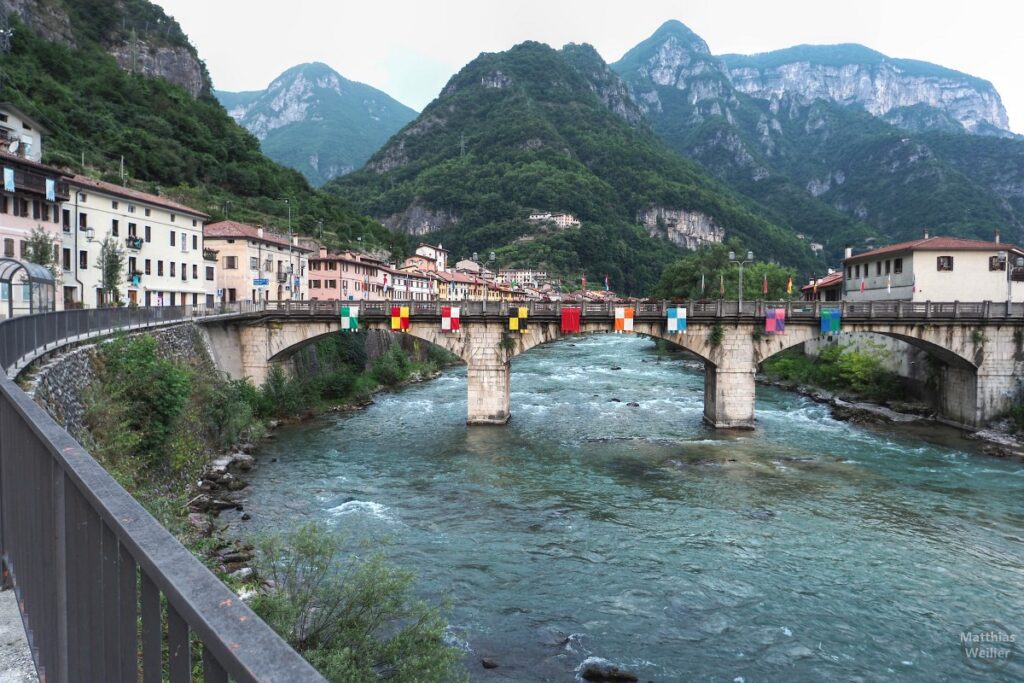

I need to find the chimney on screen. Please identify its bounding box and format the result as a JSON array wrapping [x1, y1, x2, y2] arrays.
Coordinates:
[[995, 229, 1001, 244], [924, 229, 929, 239], [319, 246, 327, 258], [257, 227, 264, 239], [844, 245, 853, 259], [292, 235, 298, 246]]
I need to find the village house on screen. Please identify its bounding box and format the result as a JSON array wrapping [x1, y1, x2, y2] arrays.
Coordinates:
[[842, 235, 1024, 302], [308, 248, 390, 302], [413, 243, 448, 272], [62, 175, 211, 308], [801, 270, 844, 302], [203, 221, 310, 304]]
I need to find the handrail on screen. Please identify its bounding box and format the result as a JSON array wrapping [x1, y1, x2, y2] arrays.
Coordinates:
[[0, 303, 326, 682]]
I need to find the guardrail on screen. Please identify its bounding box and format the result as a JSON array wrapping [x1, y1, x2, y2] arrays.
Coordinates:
[[256, 298, 1024, 321], [0, 304, 326, 682]]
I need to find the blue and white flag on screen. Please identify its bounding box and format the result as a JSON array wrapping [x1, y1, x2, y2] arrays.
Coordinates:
[[3, 168, 13, 192], [667, 306, 687, 333], [45, 178, 55, 202]]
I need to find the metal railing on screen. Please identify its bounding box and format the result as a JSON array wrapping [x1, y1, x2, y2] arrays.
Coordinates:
[[252, 298, 1024, 322], [0, 304, 326, 682]]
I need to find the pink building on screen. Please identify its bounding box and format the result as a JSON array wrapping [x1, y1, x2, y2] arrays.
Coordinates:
[[308, 248, 388, 301]]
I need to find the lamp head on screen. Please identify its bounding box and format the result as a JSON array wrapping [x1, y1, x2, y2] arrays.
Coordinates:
[[728, 251, 736, 261], [747, 250, 754, 261]]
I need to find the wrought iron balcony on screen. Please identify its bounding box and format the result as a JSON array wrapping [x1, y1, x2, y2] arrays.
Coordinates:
[[125, 236, 144, 250]]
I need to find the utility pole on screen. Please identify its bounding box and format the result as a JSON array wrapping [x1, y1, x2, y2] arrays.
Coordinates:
[[119, 156, 125, 185]]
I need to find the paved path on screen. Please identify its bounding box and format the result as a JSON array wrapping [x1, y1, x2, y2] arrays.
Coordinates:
[[0, 590, 35, 683]]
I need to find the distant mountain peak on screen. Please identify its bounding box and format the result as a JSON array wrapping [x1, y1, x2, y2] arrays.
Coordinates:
[[216, 64, 416, 185]]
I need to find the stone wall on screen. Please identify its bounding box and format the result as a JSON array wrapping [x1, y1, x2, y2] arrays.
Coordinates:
[[31, 323, 213, 442]]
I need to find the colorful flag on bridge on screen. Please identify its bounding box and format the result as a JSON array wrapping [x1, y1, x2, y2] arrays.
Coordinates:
[[391, 305, 410, 332], [765, 307, 786, 334], [786, 275, 793, 296], [509, 306, 528, 333], [666, 306, 687, 333], [561, 307, 581, 333], [614, 307, 634, 333], [820, 309, 841, 334], [340, 305, 359, 331], [762, 274, 769, 296], [441, 306, 460, 332]]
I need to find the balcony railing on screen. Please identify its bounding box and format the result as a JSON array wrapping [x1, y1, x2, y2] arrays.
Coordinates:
[[6, 167, 70, 201], [125, 236, 143, 250]]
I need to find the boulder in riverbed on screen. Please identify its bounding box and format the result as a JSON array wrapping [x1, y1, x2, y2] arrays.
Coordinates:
[[579, 658, 639, 682]]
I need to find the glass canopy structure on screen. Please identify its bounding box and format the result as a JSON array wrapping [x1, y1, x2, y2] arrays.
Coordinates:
[[0, 257, 55, 319]]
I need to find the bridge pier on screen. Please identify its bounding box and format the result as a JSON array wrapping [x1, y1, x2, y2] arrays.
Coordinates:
[[466, 359, 511, 425], [703, 364, 756, 429]]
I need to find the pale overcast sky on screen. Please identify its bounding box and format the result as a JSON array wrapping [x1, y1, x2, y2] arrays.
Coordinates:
[[158, 0, 1024, 132]]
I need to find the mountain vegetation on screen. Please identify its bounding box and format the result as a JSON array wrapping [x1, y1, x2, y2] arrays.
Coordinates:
[[613, 20, 1024, 255], [0, 11, 403, 254], [328, 41, 822, 293], [217, 62, 418, 186]]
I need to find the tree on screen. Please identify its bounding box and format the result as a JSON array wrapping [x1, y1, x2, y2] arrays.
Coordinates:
[[95, 235, 125, 305], [654, 240, 799, 300], [24, 226, 59, 276]]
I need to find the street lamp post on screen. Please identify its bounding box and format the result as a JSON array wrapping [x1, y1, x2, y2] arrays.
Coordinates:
[[998, 249, 1017, 305], [728, 250, 755, 309]]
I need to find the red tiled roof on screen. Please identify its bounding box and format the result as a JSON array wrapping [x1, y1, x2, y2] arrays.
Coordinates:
[[204, 220, 312, 251], [800, 271, 844, 292], [71, 174, 209, 218], [844, 236, 1022, 262]]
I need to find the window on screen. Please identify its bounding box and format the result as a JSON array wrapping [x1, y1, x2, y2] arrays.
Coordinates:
[[170, 213, 176, 223], [937, 255, 954, 271], [128, 204, 136, 213], [2, 239, 12, 257], [224, 255, 238, 269], [192, 264, 198, 279], [111, 219, 119, 236], [79, 212, 87, 229], [128, 257, 136, 273], [989, 255, 1007, 271], [327, 280, 337, 288], [128, 222, 137, 237], [170, 231, 176, 247], [158, 261, 164, 276], [62, 209, 70, 230], [145, 259, 151, 274], [875, 262, 882, 276], [79, 250, 87, 269], [77, 192, 87, 202], [205, 266, 214, 281], [884, 260, 891, 275], [894, 258, 903, 274], [0, 196, 6, 214], [192, 235, 197, 250], [170, 263, 176, 278], [19, 241, 27, 258], [62, 248, 71, 271], [144, 208, 150, 217], [144, 225, 151, 242], [249, 256, 259, 270], [181, 232, 188, 252], [111, 200, 118, 210], [192, 219, 197, 227], [845, 266, 851, 279], [311, 280, 321, 289], [854, 264, 860, 278], [0, 114, 7, 122]]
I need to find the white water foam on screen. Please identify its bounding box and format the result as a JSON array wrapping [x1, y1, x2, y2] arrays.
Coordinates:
[[328, 500, 394, 522]]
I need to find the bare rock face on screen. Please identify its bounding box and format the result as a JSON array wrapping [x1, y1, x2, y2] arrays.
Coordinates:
[[381, 200, 459, 236], [727, 61, 1010, 135], [109, 40, 208, 98], [636, 207, 724, 249], [3, 0, 76, 45]]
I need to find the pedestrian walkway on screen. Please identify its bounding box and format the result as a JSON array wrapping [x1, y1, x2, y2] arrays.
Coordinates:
[[0, 589, 35, 682]]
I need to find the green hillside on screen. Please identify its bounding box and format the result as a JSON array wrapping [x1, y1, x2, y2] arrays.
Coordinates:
[[0, 12, 400, 254], [328, 41, 821, 294]]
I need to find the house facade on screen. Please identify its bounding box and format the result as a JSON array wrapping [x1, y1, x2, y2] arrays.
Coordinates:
[[308, 248, 388, 301], [61, 176, 210, 307], [843, 236, 1024, 302], [203, 221, 310, 303]]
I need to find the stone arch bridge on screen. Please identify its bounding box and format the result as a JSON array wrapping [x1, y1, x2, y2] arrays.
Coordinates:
[[200, 299, 1024, 430]]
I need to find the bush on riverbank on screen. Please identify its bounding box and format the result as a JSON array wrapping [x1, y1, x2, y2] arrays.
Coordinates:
[[761, 343, 904, 402], [250, 523, 467, 683]]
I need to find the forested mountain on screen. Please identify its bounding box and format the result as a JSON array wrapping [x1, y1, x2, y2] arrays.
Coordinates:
[[217, 62, 418, 186], [0, 1, 399, 253], [613, 21, 1024, 251], [327, 41, 823, 294]]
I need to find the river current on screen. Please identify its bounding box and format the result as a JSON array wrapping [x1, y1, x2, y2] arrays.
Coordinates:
[[234, 334, 1023, 682]]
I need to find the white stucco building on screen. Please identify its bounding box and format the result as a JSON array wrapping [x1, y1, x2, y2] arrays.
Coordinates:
[[842, 236, 1024, 302]]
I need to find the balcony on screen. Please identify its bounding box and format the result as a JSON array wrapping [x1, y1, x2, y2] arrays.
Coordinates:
[[6, 167, 70, 201], [276, 271, 289, 283], [203, 248, 219, 262], [125, 236, 143, 250], [127, 271, 143, 286]]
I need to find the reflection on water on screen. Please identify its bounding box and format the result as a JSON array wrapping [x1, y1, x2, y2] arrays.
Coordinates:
[[235, 334, 1024, 682]]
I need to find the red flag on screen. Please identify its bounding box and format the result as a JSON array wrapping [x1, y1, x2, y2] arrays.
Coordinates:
[[762, 274, 768, 295], [860, 280, 865, 293]]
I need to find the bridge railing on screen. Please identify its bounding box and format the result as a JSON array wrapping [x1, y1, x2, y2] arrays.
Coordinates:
[[1, 301, 265, 376], [0, 304, 326, 682]]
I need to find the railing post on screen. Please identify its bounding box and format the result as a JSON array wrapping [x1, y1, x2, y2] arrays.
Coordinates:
[[954, 300, 960, 319], [897, 300, 903, 319], [869, 301, 875, 319], [984, 300, 991, 318], [926, 301, 932, 319]]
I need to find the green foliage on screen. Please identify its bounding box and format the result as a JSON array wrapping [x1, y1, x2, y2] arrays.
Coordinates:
[[24, 226, 59, 272], [95, 235, 126, 303], [762, 344, 903, 402], [372, 345, 411, 386], [653, 241, 798, 300], [971, 329, 989, 345], [260, 365, 315, 418], [2, 17, 401, 255], [708, 323, 724, 347], [90, 334, 190, 467], [329, 41, 821, 294], [250, 523, 466, 683]]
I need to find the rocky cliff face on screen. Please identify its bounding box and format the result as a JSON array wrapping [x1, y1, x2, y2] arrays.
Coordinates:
[[636, 207, 724, 249], [109, 40, 207, 98], [722, 46, 1010, 136]]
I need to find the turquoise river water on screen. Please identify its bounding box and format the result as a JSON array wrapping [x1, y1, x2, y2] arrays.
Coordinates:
[[234, 334, 1023, 682]]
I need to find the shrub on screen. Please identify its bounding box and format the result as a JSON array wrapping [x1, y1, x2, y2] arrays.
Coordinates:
[[372, 345, 410, 386], [250, 524, 467, 683]]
